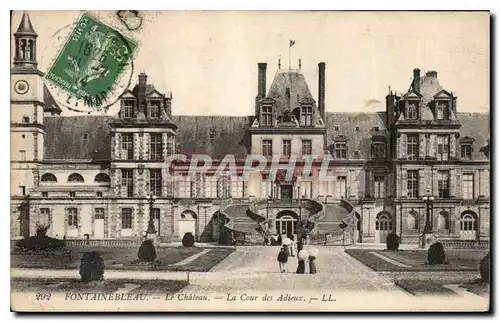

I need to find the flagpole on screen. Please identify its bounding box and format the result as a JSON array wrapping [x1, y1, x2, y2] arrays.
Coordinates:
[[289, 43, 291, 70]]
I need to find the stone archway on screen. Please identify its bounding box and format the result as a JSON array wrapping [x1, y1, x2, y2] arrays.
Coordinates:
[[275, 210, 299, 238], [179, 210, 197, 240]]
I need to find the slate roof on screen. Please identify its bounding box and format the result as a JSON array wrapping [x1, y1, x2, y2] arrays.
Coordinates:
[[44, 116, 112, 161], [15, 12, 37, 36], [267, 69, 314, 116], [43, 85, 62, 115], [325, 112, 387, 159], [44, 112, 490, 161], [43, 111, 489, 162], [456, 112, 490, 161], [171, 115, 252, 159]]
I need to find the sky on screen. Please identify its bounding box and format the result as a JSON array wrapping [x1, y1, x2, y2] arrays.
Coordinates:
[[11, 10, 490, 116]]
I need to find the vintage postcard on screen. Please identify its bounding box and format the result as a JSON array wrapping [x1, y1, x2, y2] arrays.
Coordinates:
[[10, 10, 490, 312]]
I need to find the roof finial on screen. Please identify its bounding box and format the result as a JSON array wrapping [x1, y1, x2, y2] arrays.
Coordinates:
[[278, 57, 281, 69], [299, 58, 302, 70]]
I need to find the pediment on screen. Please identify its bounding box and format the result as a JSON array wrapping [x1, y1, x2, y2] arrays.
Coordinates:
[[147, 89, 164, 98], [121, 90, 136, 98], [403, 90, 422, 99], [434, 89, 453, 98]]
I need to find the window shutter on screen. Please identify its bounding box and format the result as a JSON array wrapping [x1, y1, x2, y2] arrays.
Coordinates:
[[429, 135, 436, 158], [399, 134, 407, 159], [133, 133, 140, 160], [114, 133, 122, 160], [419, 134, 425, 159], [450, 135, 457, 159], [418, 169, 425, 197], [432, 169, 438, 197], [449, 169, 456, 198], [401, 171, 408, 198], [143, 133, 150, 160]]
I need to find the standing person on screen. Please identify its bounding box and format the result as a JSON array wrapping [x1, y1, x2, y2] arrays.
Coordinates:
[[309, 248, 318, 274], [289, 234, 296, 257], [297, 239, 304, 253], [277, 234, 282, 245], [277, 246, 289, 273], [296, 249, 309, 274]]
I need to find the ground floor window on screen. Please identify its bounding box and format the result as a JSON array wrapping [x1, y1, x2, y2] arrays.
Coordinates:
[[460, 212, 478, 240], [275, 215, 297, 236], [67, 208, 78, 228], [121, 208, 132, 229]]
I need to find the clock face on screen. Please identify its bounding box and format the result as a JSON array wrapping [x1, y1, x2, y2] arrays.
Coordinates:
[[14, 80, 29, 95]]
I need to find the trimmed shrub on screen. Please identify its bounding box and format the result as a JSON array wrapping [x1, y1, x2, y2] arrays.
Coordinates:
[[182, 232, 195, 247], [79, 252, 105, 282], [480, 252, 490, 282], [15, 235, 66, 252], [427, 242, 446, 265], [386, 233, 400, 251], [138, 239, 157, 262]]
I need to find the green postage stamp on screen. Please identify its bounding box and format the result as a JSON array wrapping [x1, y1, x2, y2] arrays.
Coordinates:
[[45, 12, 138, 111]]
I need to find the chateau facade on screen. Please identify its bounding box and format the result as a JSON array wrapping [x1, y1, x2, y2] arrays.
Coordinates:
[[11, 13, 490, 244]]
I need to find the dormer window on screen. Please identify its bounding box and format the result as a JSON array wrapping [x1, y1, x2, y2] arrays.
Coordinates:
[[461, 143, 472, 160], [459, 136, 475, 160], [371, 142, 386, 159], [406, 101, 418, 120], [300, 106, 312, 126], [261, 106, 273, 126], [123, 100, 134, 119], [436, 101, 450, 120], [150, 100, 161, 118], [334, 142, 347, 160]]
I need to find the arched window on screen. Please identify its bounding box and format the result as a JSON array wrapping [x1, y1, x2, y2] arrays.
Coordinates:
[[41, 173, 57, 183], [460, 211, 478, 240], [460, 213, 477, 231], [376, 213, 393, 231], [94, 173, 110, 183], [180, 210, 197, 220], [68, 173, 84, 183]]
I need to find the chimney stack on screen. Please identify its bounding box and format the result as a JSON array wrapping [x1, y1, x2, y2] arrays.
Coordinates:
[[412, 68, 421, 93], [318, 62, 326, 121], [138, 72, 148, 117], [257, 63, 267, 98]]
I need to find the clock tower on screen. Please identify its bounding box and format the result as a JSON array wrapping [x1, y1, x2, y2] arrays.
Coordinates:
[[11, 12, 45, 237]]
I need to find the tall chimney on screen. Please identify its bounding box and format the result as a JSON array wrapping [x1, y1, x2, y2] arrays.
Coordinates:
[[138, 72, 148, 117], [318, 62, 326, 121], [257, 63, 267, 98], [412, 68, 421, 94]]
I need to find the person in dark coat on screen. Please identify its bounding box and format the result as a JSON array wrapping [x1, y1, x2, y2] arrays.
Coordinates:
[[297, 240, 304, 253], [308, 248, 318, 274], [277, 246, 288, 273], [277, 234, 282, 245]]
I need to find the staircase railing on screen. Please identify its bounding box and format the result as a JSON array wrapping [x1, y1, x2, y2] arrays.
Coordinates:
[[248, 199, 272, 239]]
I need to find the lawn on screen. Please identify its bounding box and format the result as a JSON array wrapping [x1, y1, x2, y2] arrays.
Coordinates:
[[395, 278, 490, 298], [345, 248, 488, 272], [395, 279, 461, 296], [11, 246, 234, 272], [11, 277, 188, 294]]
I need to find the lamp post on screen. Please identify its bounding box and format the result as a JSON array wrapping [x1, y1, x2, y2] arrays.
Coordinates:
[[146, 195, 157, 243], [421, 189, 435, 248]]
